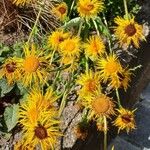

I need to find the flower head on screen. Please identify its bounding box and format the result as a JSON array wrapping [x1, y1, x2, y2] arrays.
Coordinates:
[[20, 44, 50, 87], [97, 53, 123, 82], [109, 69, 132, 91], [77, 0, 104, 20], [48, 30, 70, 50], [60, 36, 81, 57], [76, 70, 101, 98], [84, 35, 105, 60], [60, 55, 78, 72], [52, 2, 68, 21], [114, 108, 136, 133], [114, 16, 145, 48], [0, 57, 21, 85], [19, 88, 61, 150], [80, 92, 115, 121]]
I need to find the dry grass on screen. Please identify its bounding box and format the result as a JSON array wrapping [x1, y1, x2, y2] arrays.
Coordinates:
[[0, 0, 60, 34]]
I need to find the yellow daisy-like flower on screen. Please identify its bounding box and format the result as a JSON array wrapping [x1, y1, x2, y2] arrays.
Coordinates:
[[97, 53, 123, 82], [20, 44, 50, 87], [19, 87, 58, 125], [0, 57, 21, 85], [82, 93, 115, 120], [76, 70, 101, 98], [77, 0, 104, 19], [84, 35, 105, 60], [114, 16, 145, 48], [48, 30, 70, 50], [52, 2, 68, 21], [60, 55, 78, 72], [114, 108, 136, 133], [19, 88, 61, 150], [60, 36, 81, 57], [12, 0, 32, 6], [109, 69, 132, 91]]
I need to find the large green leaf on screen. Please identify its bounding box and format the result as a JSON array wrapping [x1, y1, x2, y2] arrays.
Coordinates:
[[4, 104, 19, 132], [0, 79, 14, 97], [62, 17, 82, 30]]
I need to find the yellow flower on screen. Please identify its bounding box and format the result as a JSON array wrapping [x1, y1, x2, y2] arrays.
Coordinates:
[[60, 55, 78, 72], [52, 2, 68, 21], [12, 0, 32, 6], [60, 36, 81, 57], [114, 16, 145, 48], [97, 53, 123, 82], [76, 70, 101, 98], [81, 93, 115, 120], [109, 69, 132, 91], [20, 44, 50, 87], [19, 87, 58, 126], [77, 0, 104, 19], [114, 108, 136, 133], [48, 30, 70, 50], [0, 57, 21, 85], [19, 88, 61, 150], [84, 35, 105, 60]]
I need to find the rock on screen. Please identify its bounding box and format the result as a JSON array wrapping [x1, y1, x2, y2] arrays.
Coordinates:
[[108, 136, 141, 150]]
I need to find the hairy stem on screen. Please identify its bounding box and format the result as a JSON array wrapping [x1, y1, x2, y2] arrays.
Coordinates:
[[77, 20, 83, 37], [104, 116, 107, 150], [92, 19, 100, 36], [116, 89, 122, 108], [123, 0, 129, 18]]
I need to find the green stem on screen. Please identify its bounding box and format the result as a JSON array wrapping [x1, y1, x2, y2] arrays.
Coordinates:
[[85, 56, 89, 73], [52, 69, 61, 89], [69, 0, 75, 17], [116, 89, 122, 108], [103, 116, 107, 150], [27, 7, 42, 43], [92, 19, 100, 36], [58, 90, 68, 117], [50, 49, 56, 65], [123, 0, 129, 18], [102, 13, 112, 53], [58, 73, 72, 117], [77, 20, 83, 37]]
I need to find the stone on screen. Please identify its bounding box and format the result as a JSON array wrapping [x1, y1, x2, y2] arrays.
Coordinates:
[[108, 136, 141, 150], [140, 82, 150, 101]]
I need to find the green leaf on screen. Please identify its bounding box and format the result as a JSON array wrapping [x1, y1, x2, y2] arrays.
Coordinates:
[[62, 17, 82, 30], [95, 17, 111, 38], [4, 104, 19, 132], [0, 45, 10, 56], [0, 79, 14, 97]]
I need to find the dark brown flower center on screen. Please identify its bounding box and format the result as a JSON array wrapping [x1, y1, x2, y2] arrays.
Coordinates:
[[125, 24, 136, 36], [121, 114, 132, 124], [34, 125, 48, 139], [59, 37, 64, 42], [58, 7, 66, 14], [86, 4, 94, 11], [6, 62, 16, 73]]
